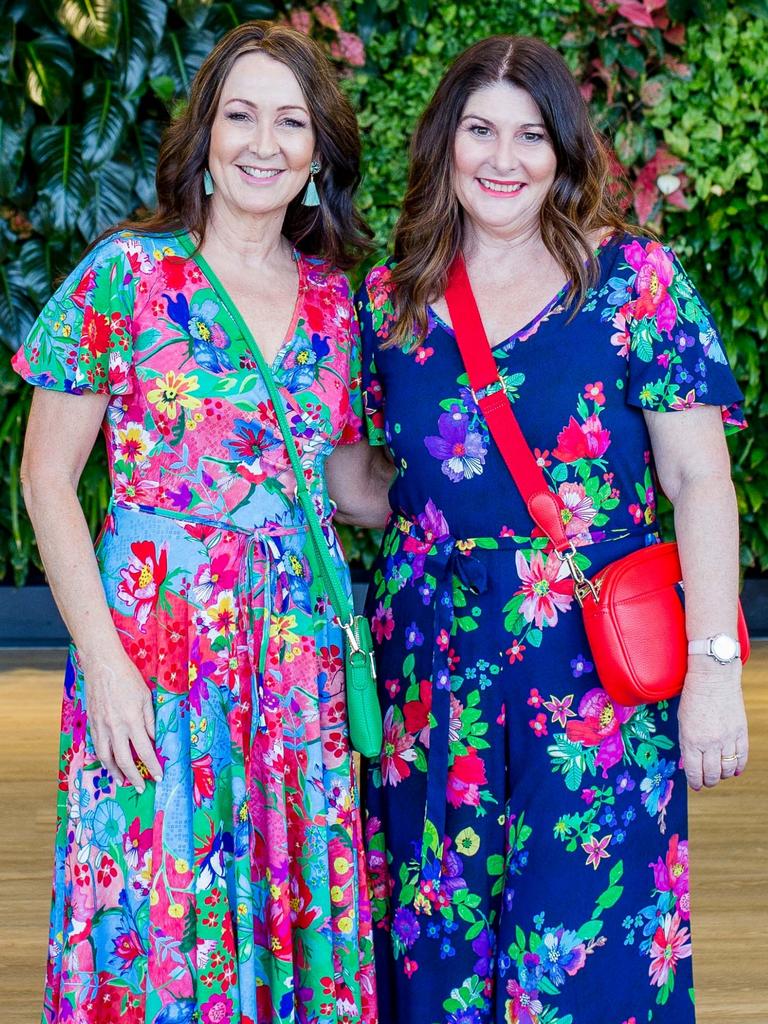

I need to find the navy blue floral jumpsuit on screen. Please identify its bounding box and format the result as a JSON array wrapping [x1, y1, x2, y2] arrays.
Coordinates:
[[356, 234, 745, 1024]]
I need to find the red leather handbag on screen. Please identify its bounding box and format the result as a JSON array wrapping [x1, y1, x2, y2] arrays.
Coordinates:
[[445, 256, 750, 706]]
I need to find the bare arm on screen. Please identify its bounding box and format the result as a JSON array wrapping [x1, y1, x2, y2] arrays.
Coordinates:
[[21, 388, 162, 790], [325, 440, 394, 529], [645, 404, 747, 790]]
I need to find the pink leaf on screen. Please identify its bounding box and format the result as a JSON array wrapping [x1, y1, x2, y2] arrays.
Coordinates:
[[664, 24, 686, 45], [618, 1, 656, 26], [666, 189, 689, 210], [314, 3, 341, 31], [634, 182, 659, 225]]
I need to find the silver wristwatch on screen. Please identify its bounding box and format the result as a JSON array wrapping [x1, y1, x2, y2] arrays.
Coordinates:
[[687, 633, 740, 665]]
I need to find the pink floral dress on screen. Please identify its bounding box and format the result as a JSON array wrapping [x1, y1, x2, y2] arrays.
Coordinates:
[[13, 230, 378, 1024]]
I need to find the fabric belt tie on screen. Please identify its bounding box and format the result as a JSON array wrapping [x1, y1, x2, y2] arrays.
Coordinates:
[[108, 498, 332, 749], [417, 535, 489, 890]]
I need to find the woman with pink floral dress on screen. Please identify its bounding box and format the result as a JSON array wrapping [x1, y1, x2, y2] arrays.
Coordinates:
[[14, 22, 387, 1024]]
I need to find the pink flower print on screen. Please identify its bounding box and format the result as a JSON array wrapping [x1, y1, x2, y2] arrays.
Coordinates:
[[371, 602, 395, 643], [506, 638, 526, 663], [201, 994, 234, 1024], [414, 345, 434, 364], [558, 482, 597, 540], [610, 311, 631, 358], [446, 747, 487, 808], [566, 687, 635, 777], [505, 979, 543, 1024], [649, 912, 692, 987], [515, 549, 574, 629], [584, 381, 605, 405], [529, 712, 548, 737], [542, 692, 577, 728], [651, 833, 690, 917], [533, 447, 552, 468], [381, 707, 417, 786], [624, 240, 678, 336], [582, 833, 612, 869], [527, 688, 543, 707], [552, 414, 611, 463]]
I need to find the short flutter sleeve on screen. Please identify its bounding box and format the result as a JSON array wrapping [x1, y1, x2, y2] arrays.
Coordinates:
[[621, 238, 745, 433], [12, 234, 137, 396], [337, 274, 366, 445], [355, 263, 396, 447]]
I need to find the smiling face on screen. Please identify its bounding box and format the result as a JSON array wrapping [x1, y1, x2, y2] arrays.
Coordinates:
[[453, 81, 557, 240], [207, 51, 316, 221]]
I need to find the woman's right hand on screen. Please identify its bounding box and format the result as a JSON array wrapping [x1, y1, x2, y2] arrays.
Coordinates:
[[81, 649, 163, 793]]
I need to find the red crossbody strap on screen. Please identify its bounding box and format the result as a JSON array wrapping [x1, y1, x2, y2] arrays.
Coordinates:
[[445, 255, 571, 551]]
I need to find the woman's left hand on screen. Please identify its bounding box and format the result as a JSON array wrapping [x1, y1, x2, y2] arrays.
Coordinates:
[[678, 659, 748, 790]]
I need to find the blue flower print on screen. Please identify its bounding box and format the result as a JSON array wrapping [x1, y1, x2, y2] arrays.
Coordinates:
[[164, 292, 233, 373], [280, 332, 331, 393], [570, 653, 593, 677], [639, 758, 676, 816], [393, 907, 421, 949], [405, 622, 424, 649], [538, 927, 587, 986], [616, 770, 636, 795], [439, 937, 456, 959], [424, 405, 487, 483]]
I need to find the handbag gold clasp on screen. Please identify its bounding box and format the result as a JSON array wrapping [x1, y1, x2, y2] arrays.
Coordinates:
[[556, 543, 603, 608]]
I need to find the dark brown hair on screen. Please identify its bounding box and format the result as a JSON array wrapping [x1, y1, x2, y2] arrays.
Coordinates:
[[116, 21, 372, 268], [388, 35, 632, 346]]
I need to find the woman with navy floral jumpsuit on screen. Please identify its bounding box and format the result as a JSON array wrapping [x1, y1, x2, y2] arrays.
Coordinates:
[[356, 36, 749, 1024]]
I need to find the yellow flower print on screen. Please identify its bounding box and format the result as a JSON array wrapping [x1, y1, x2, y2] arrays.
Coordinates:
[[147, 370, 202, 420], [269, 614, 299, 646], [206, 592, 236, 638], [116, 424, 152, 464], [455, 827, 481, 856]]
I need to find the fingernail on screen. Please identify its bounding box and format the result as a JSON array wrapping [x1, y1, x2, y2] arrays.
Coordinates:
[[154, 774, 163, 782], [137, 784, 145, 794]]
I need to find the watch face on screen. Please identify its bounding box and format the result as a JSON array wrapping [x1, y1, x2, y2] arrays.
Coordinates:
[[711, 634, 738, 662]]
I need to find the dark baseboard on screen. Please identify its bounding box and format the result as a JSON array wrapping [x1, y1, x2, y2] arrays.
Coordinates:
[[2, 580, 767, 647]]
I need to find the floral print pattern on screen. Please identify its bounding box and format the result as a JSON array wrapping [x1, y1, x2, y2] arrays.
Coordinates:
[[356, 234, 744, 1024], [13, 231, 377, 1024]]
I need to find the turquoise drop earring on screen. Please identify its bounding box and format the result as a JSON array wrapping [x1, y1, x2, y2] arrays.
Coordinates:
[[203, 169, 215, 196], [302, 160, 321, 207]]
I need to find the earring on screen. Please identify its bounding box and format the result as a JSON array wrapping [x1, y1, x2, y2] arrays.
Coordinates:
[[203, 169, 215, 196], [302, 160, 321, 207]]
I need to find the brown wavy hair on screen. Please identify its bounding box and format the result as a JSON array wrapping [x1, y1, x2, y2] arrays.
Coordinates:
[[388, 35, 632, 347], [114, 21, 372, 269]]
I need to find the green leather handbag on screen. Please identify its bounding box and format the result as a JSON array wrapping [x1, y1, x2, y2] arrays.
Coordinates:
[[186, 241, 383, 758]]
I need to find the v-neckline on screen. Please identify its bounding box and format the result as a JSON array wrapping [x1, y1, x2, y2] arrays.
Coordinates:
[[428, 233, 615, 353], [177, 231, 307, 372]]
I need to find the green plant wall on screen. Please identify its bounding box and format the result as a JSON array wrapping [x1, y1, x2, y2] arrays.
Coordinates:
[[1, 0, 766, 582]]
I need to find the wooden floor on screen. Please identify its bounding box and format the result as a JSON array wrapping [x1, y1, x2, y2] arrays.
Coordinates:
[[1, 647, 766, 1023]]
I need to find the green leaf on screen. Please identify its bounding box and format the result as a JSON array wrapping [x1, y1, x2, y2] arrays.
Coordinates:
[[597, 884, 623, 909], [0, 17, 16, 84], [82, 79, 129, 168], [21, 33, 74, 121], [148, 27, 216, 96], [30, 124, 90, 234], [176, 0, 215, 29], [57, 0, 120, 56], [0, 101, 34, 195], [486, 853, 504, 876], [576, 918, 603, 941], [18, 238, 53, 306], [402, 653, 415, 678], [77, 157, 137, 238], [0, 261, 38, 351], [609, 860, 624, 886], [117, 0, 168, 95], [527, 628, 543, 648]]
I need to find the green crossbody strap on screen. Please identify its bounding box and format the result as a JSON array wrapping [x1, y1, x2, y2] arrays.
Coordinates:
[[177, 235, 355, 638]]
